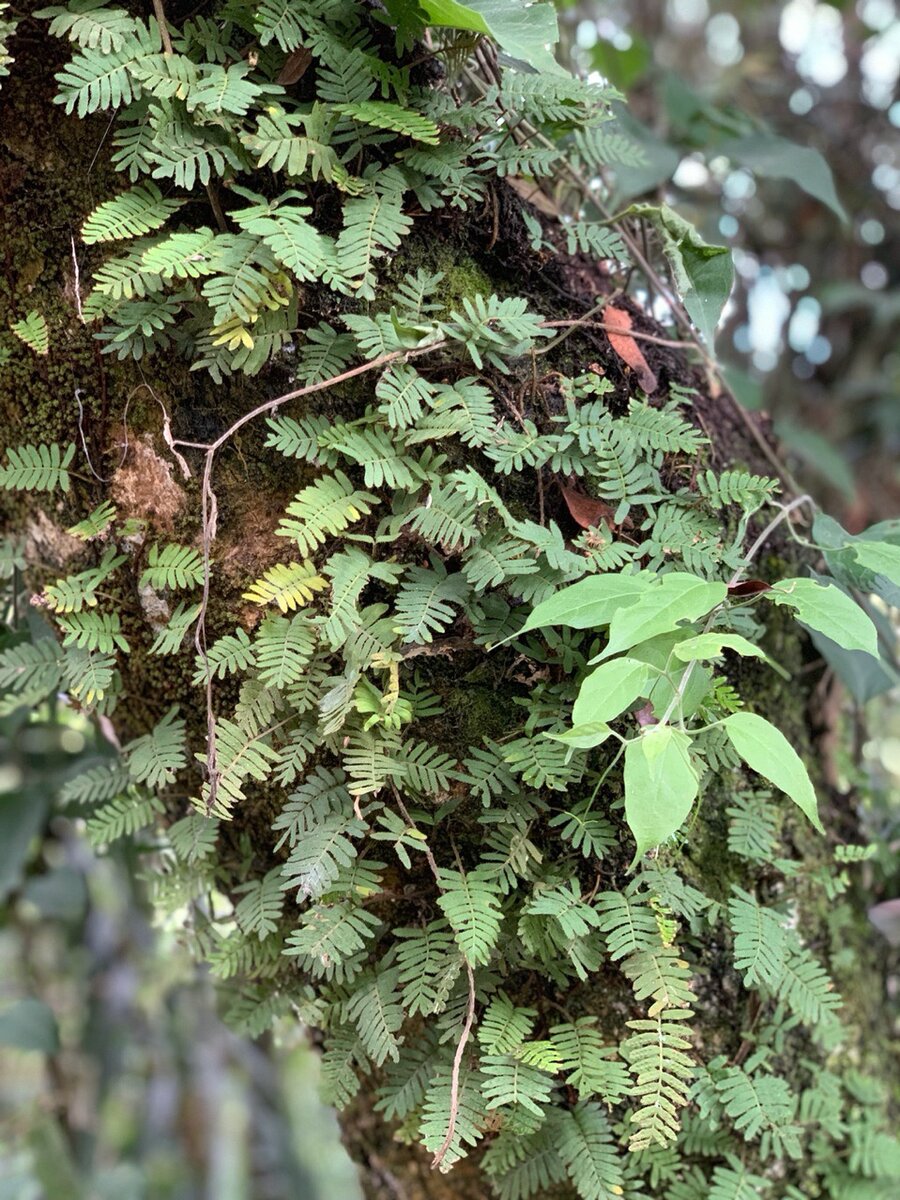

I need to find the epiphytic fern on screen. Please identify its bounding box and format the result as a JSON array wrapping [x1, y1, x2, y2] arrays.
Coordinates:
[[0, 442, 73, 491]]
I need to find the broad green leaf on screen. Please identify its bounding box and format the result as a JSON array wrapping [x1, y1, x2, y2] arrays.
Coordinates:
[[722, 712, 822, 833], [522, 572, 651, 633], [768, 578, 878, 658], [624, 203, 733, 345], [717, 134, 847, 223], [629, 630, 711, 720], [673, 632, 777, 668], [623, 726, 698, 868], [594, 573, 726, 661], [813, 514, 900, 607], [0, 998, 59, 1053], [807, 624, 897, 705], [572, 658, 652, 725], [849, 541, 900, 587], [546, 722, 611, 749], [415, 0, 563, 74], [802, 570, 896, 703]]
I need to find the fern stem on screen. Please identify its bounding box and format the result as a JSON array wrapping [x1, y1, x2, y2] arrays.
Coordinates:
[[430, 960, 476, 1171], [151, 0, 174, 55]]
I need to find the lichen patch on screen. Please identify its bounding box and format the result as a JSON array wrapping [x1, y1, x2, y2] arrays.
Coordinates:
[[110, 433, 186, 531]]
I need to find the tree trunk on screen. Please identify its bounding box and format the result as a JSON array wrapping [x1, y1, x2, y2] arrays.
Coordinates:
[[3, 16, 899, 1200]]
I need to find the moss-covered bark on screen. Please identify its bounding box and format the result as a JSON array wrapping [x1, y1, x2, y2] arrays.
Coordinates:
[[3, 23, 899, 1200]]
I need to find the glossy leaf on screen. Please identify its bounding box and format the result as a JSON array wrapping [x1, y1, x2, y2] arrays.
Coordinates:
[[625, 203, 733, 345], [723, 711, 822, 833], [768, 578, 879, 658], [595, 573, 726, 661], [415, 0, 563, 74], [522, 572, 651, 633], [572, 657, 653, 725], [623, 726, 699, 868]]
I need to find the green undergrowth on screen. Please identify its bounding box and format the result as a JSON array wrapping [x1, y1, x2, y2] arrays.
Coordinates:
[[1, 3, 899, 1199]]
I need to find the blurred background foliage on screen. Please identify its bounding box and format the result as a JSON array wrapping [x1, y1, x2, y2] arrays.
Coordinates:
[[559, 0, 900, 523], [1, 1, 899, 1197]]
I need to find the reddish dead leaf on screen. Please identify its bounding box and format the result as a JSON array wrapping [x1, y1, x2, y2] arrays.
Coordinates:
[[728, 579, 771, 598], [603, 305, 658, 395], [277, 47, 313, 84], [560, 484, 616, 530]]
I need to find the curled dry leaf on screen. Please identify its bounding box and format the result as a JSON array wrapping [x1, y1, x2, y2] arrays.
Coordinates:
[[560, 483, 617, 530], [728, 579, 771, 598], [603, 305, 658, 394], [277, 47, 313, 85]]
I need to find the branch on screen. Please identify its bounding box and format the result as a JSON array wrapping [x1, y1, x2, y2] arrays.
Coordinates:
[[431, 961, 476, 1171], [151, 0, 174, 56]]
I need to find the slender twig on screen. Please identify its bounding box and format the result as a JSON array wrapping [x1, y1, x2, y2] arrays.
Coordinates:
[[70, 236, 84, 323], [431, 960, 476, 1171], [390, 782, 439, 880], [151, 0, 175, 55], [540, 315, 696, 354], [205, 182, 229, 232], [172, 341, 446, 454]]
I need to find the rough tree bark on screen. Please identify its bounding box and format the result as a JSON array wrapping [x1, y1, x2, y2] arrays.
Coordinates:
[[2, 20, 898, 1200]]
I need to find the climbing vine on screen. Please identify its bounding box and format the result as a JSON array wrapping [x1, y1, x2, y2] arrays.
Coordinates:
[[2, 2, 900, 1198]]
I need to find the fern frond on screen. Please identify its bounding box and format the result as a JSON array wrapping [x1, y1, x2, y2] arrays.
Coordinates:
[[125, 706, 187, 789], [343, 967, 404, 1066], [149, 600, 201, 655], [395, 922, 459, 1017], [436, 867, 503, 966], [140, 542, 204, 591], [57, 609, 130, 654], [0, 442, 74, 492], [82, 183, 184, 244], [376, 364, 435, 431], [44, 548, 124, 613], [419, 1063, 486, 1171], [0, 639, 66, 710], [728, 888, 788, 989], [697, 469, 779, 511], [234, 201, 338, 287], [337, 181, 413, 299], [193, 627, 255, 685], [37, 3, 140, 53], [550, 1019, 630, 1103], [548, 801, 616, 860], [54, 40, 140, 117], [554, 1101, 624, 1200], [481, 1054, 554, 1117], [254, 612, 317, 687], [200, 718, 281, 818], [322, 420, 419, 489], [86, 792, 165, 848], [337, 100, 439, 144], [67, 500, 117, 540], [622, 1009, 696, 1150], [277, 472, 379, 556], [443, 295, 547, 372], [393, 560, 467, 644], [284, 901, 381, 979], [234, 868, 284, 939], [10, 310, 50, 355], [242, 560, 327, 612]]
